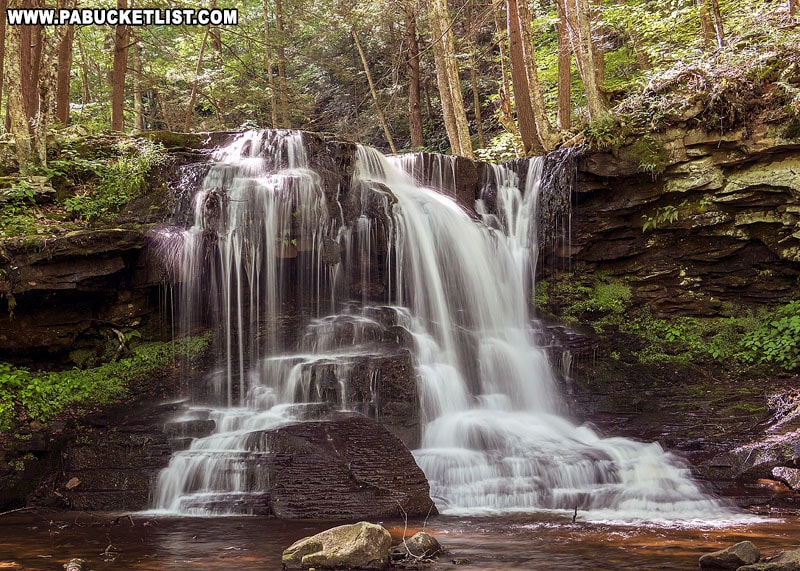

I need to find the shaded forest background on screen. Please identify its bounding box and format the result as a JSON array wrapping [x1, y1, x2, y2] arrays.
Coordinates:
[[1, 0, 798, 175]]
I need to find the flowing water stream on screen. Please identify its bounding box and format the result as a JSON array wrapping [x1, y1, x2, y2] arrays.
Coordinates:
[[151, 130, 738, 522]]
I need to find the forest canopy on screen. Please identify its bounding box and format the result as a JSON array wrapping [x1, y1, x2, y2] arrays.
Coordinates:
[[0, 0, 798, 172]]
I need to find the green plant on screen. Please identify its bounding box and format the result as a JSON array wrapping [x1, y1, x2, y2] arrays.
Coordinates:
[[0, 332, 211, 432], [642, 204, 680, 232], [63, 139, 166, 223], [0, 181, 38, 236], [740, 301, 800, 370], [585, 114, 626, 152]]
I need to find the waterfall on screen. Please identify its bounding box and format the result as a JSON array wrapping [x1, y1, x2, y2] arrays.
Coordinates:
[[152, 131, 732, 521]]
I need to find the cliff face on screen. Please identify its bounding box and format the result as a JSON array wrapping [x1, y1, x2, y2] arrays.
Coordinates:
[[568, 121, 800, 315]]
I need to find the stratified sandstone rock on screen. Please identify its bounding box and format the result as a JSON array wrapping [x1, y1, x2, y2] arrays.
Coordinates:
[[771, 466, 800, 491], [267, 412, 436, 519], [282, 521, 391, 570]]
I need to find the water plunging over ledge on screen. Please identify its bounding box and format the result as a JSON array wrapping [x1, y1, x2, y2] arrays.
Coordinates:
[[152, 130, 736, 522]]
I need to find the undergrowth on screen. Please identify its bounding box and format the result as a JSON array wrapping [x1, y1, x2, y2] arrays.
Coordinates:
[[0, 333, 211, 432]]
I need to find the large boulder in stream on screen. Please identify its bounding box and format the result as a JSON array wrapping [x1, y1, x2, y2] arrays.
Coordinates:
[[282, 521, 392, 570], [699, 541, 760, 569], [265, 411, 437, 519]]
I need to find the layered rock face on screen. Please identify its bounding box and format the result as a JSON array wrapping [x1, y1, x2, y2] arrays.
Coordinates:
[[572, 123, 800, 315]]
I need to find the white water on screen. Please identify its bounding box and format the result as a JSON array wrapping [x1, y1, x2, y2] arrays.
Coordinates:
[[154, 130, 735, 521]]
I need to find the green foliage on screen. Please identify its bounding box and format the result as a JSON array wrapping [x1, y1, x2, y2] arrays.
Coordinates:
[[741, 301, 800, 369], [642, 204, 680, 232], [0, 333, 211, 432], [624, 135, 669, 175], [585, 114, 627, 152], [63, 139, 166, 223], [0, 181, 38, 236], [474, 132, 522, 162]]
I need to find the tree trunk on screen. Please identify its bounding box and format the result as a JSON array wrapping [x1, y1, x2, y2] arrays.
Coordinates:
[[185, 27, 210, 132], [697, 0, 714, 49], [28, 0, 43, 120], [790, 0, 797, 19], [111, 0, 129, 131], [275, 0, 290, 127], [466, 0, 485, 149], [556, 0, 571, 130], [4, 12, 33, 174], [55, 23, 73, 126], [0, 0, 7, 130], [493, 2, 520, 143], [563, 0, 607, 119], [516, 0, 556, 148], [506, 0, 543, 154], [709, 0, 725, 47], [403, 1, 424, 149], [132, 35, 143, 131], [352, 29, 397, 154], [262, 0, 278, 128], [427, 0, 472, 158]]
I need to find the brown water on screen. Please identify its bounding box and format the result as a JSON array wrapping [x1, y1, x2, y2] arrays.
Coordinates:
[[2, 510, 799, 570]]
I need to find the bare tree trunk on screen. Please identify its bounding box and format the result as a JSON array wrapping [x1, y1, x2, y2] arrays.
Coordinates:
[[493, 2, 520, 142], [55, 23, 73, 126], [427, 0, 472, 158], [516, 0, 556, 148], [563, 0, 607, 119], [353, 29, 397, 154], [28, 0, 43, 120], [709, 0, 725, 47], [185, 27, 210, 132], [262, 0, 278, 128], [403, 0, 424, 149], [507, 0, 543, 154], [697, 0, 714, 48], [111, 0, 129, 131], [0, 0, 6, 132], [466, 0, 485, 148], [275, 0, 290, 127], [132, 35, 143, 131], [4, 11, 33, 174], [556, 0, 571, 131], [790, 0, 797, 19]]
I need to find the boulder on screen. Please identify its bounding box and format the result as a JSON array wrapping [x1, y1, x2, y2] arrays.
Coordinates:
[[282, 521, 391, 570], [772, 467, 800, 491], [266, 412, 437, 519], [738, 549, 800, 571], [699, 541, 760, 569], [393, 531, 443, 560]]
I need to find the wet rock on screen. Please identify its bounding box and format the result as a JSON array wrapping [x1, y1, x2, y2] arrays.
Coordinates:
[[771, 467, 800, 491], [0, 562, 24, 570], [699, 541, 760, 569], [393, 531, 443, 560], [738, 549, 800, 571], [282, 521, 391, 570], [266, 412, 436, 519], [707, 430, 800, 480]]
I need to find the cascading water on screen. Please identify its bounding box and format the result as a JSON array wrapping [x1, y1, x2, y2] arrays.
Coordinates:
[[153, 130, 733, 521]]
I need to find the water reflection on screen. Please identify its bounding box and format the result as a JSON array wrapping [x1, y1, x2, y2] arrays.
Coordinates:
[[1, 511, 797, 570]]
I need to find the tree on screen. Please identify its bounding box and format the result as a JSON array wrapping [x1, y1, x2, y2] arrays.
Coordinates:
[[275, 0, 290, 127], [403, 0, 424, 149], [352, 29, 397, 153], [426, 0, 473, 158], [556, 0, 571, 130], [55, 23, 73, 126], [111, 0, 129, 131], [5, 0, 73, 173], [507, 0, 543, 154], [562, 0, 608, 119]]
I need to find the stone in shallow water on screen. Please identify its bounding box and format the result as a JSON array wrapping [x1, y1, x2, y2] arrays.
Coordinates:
[[738, 549, 800, 571], [282, 521, 391, 570], [699, 540, 760, 570], [392, 531, 443, 560]]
